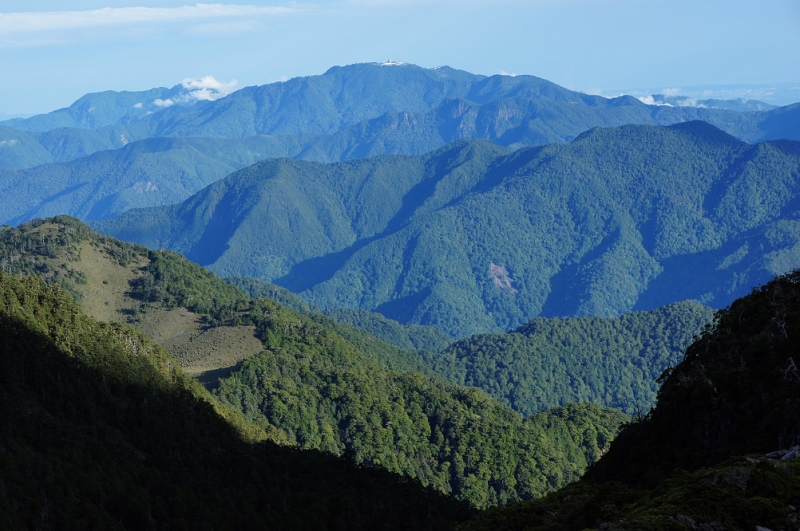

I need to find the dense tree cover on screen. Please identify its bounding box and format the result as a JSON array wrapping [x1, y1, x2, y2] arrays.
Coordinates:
[[212, 302, 627, 507], [587, 270, 800, 486], [465, 458, 800, 531], [0, 84, 198, 132], [123, 250, 631, 507], [421, 301, 713, 415], [323, 307, 454, 352], [3, 64, 797, 228], [96, 124, 800, 337], [0, 272, 474, 529], [1, 217, 629, 509], [10, 62, 793, 143], [229, 275, 453, 352], [463, 271, 800, 530], [0, 135, 316, 225]]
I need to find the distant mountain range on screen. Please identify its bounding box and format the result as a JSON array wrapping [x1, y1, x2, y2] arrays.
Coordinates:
[[0, 80, 229, 132], [93, 122, 800, 337], [3, 63, 799, 529], [1, 62, 797, 168]]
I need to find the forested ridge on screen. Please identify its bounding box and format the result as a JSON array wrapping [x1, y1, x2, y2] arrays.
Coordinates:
[[2, 63, 798, 229], [0, 216, 628, 508], [3, 225, 798, 529], [1, 60, 799, 530], [423, 301, 714, 415], [0, 272, 475, 529], [464, 271, 800, 531], [95, 122, 800, 337]]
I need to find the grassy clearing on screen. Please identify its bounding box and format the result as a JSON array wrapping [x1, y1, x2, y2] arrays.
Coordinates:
[[73, 240, 147, 322], [11, 226, 266, 381], [136, 307, 263, 377]]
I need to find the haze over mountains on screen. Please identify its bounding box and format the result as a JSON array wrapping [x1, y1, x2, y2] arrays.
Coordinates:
[[0, 63, 800, 174], [2, 62, 798, 230], [3, 62, 800, 339], [2, 60, 800, 529], [94, 122, 800, 337]]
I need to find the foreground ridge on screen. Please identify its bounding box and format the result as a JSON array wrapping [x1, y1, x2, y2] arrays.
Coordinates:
[[464, 271, 800, 530]]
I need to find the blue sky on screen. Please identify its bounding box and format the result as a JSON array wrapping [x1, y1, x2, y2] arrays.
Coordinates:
[[1, 0, 799, 115]]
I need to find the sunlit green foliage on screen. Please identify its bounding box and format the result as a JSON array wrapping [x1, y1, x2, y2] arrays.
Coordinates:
[[464, 270, 800, 530], [0, 272, 475, 529], [1, 217, 629, 509], [422, 301, 714, 415], [96, 124, 800, 337], [229, 275, 454, 352]]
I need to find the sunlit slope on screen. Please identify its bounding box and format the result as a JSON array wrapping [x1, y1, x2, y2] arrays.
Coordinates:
[[1, 216, 628, 508], [0, 272, 476, 530], [423, 301, 714, 415], [96, 123, 800, 337]]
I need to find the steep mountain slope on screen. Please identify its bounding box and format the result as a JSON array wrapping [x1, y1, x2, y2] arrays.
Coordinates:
[[0, 84, 201, 132], [0, 217, 628, 508], [0, 124, 155, 169], [96, 123, 800, 337], [422, 301, 714, 416], [0, 135, 315, 224], [0, 272, 473, 530], [130, 63, 800, 143], [587, 270, 800, 485], [227, 276, 710, 418], [229, 275, 454, 353], [464, 271, 800, 531], [4, 64, 796, 170]]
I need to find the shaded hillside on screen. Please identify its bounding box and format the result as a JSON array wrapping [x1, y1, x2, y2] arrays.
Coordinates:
[[463, 271, 800, 531], [0, 272, 473, 530], [587, 270, 800, 486], [423, 302, 714, 416], [96, 124, 800, 337], [0, 217, 628, 508]]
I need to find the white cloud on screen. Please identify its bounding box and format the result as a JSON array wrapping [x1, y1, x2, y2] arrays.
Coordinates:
[[0, 139, 20, 147], [133, 102, 143, 109], [676, 97, 705, 108], [0, 4, 295, 34], [499, 70, 517, 77], [181, 76, 238, 101], [662, 87, 681, 97], [637, 95, 672, 106], [153, 98, 175, 107]]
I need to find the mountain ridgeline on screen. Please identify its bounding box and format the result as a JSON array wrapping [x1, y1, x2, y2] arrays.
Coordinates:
[[0, 217, 628, 509], [2, 63, 798, 228], [465, 271, 800, 531], [4, 63, 797, 142], [423, 301, 714, 416], [95, 122, 800, 337], [0, 272, 476, 530]]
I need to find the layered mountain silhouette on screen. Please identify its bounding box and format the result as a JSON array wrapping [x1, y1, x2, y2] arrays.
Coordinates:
[[464, 270, 800, 531], [2, 63, 797, 168], [94, 122, 800, 337]]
